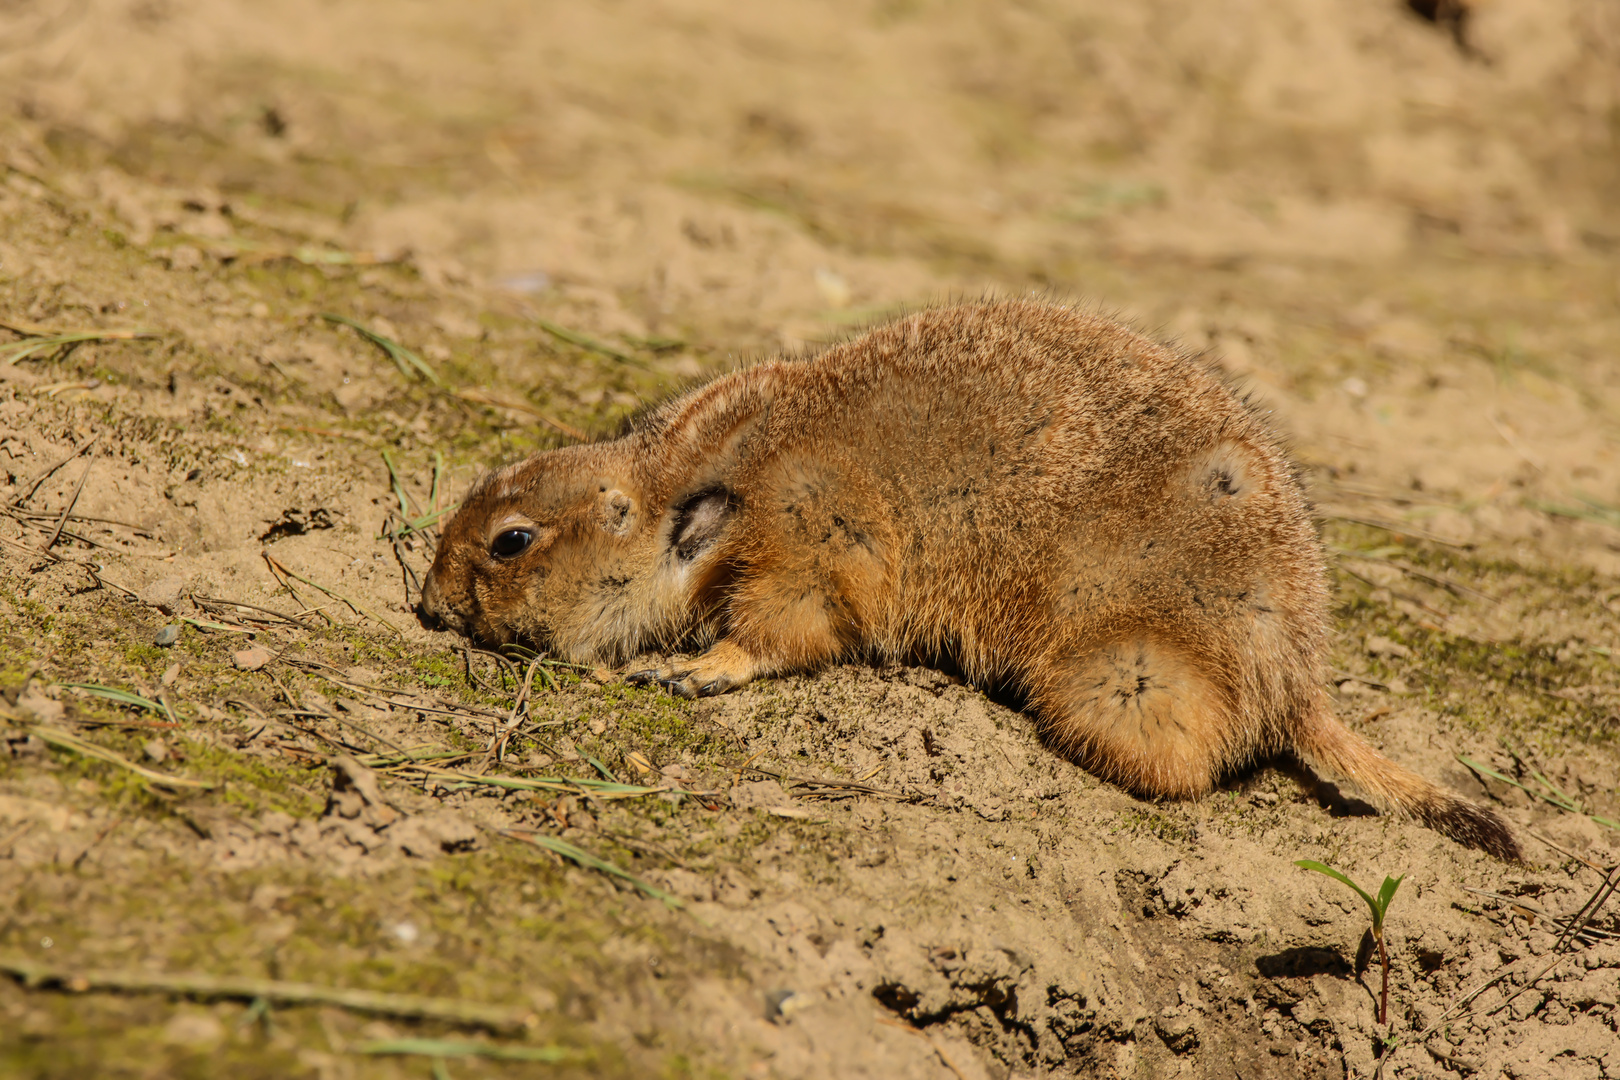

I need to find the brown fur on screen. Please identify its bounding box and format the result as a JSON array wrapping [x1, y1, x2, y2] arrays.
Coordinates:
[[419, 300, 1521, 860]]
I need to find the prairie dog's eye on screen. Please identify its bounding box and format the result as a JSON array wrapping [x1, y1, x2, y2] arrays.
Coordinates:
[[490, 529, 534, 559]]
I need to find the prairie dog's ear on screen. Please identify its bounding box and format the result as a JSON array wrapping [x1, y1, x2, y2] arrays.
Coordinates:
[[670, 487, 737, 561], [597, 489, 636, 536]]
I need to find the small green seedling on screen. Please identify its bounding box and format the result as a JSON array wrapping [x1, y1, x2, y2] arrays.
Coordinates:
[[1297, 860, 1405, 1025]]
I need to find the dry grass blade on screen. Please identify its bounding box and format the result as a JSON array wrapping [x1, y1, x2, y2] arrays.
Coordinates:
[[359, 749, 475, 768], [496, 827, 684, 909], [451, 388, 587, 440], [11, 440, 95, 508], [1487, 863, 1620, 1017], [0, 328, 159, 366], [1321, 513, 1473, 549], [261, 551, 402, 637], [258, 557, 337, 627], [193, 594, 313, 630], [1459, 887, 1619, 942], [5, 506, 151, 532], [1333, 547, 1497, 602], [292, 696, 410, 757], [321, 313, 439, 385], [533, 317, 645, 367], [283, 658, 509, 723], [355, 1038, 570, 1063], [1530, 495, 1620, 530], [0, 956, 534, 1032], [26, 723, 213, 790], [0, 316, 55, 336], [0, 533, 139, 598], [1527, 829, 1611, 874], [45, 440, 97, 551], [484, 656, 543, 768], [741, 764, 912, 801], [1335, 562, 1453, 625], [176, 615, 257, 635], [397, 763, 669, 799], [278, 423, 384, 447]]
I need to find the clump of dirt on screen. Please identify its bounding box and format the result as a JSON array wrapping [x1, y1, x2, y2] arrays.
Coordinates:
[[2, 1, 1619, 1077]]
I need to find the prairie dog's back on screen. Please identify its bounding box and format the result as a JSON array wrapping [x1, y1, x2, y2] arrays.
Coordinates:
[[713, 303, 1327, 705]]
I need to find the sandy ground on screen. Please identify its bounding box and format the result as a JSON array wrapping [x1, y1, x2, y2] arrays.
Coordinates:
[[1, 0, 1619, 1076]]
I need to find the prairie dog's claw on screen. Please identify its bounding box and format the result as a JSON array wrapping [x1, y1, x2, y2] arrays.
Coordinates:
[[624, 642, 759, 699], [658, 676, 698, 699]]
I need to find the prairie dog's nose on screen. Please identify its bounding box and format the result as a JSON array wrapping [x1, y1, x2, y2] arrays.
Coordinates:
[[416, 570, 458, 634]]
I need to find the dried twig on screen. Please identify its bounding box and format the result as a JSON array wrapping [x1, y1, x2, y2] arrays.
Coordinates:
[[0, 957, 535, 1032], [193, 594, 314, 630], [484, 656, 543, 769], [25, 723, 213, 790], [395, 764, 669, 800], [262, 551, 402, 636], [44, 440, 96, 550], [451, 388, 586, 440], [741, 764, 913, 801], [11, 438, 96, 509], [0, 533, 137, 597]]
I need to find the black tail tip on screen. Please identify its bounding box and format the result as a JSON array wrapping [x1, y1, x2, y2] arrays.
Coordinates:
[[1422, 799, 1523, 862]]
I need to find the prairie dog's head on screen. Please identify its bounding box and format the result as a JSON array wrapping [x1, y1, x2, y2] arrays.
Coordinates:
[[418, 445, 652, 659], [419, 444, 739, 663]]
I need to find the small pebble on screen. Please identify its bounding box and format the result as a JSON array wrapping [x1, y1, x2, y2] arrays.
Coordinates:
[[233, 646, 272, 671], [143, 740, 170, 764], [1365, 634, 1410, 660], [161, 662, 181, 687], [152, 624, 181, 648]]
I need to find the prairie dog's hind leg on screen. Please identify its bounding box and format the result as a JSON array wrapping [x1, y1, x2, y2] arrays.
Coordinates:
[[1035, 638, 1236, 800]]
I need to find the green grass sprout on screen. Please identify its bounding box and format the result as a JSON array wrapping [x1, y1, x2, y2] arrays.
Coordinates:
[[321, 313, 440, 385], [499, 828, 684, 909], [58, 682, 165, 713], [1297, 860, 1404, 1025], [533, 317, 646, 367], [0, 328, 160, 366], [1457, 754, 1619, 831]]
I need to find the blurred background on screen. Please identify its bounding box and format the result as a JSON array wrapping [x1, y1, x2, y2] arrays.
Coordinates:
[[4, 0, 1615, 330]]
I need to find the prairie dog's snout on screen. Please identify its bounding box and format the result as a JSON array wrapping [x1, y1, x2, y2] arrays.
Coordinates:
[[421, 300, 1522, 860], [415, 571, 461, 635]]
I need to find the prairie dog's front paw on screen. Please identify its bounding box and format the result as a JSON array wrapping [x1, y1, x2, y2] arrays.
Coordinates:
[[625, 641, 760, 699]]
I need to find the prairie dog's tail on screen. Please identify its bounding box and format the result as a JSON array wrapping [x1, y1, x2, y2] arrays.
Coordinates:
[[1291, 703, 1522, 861]]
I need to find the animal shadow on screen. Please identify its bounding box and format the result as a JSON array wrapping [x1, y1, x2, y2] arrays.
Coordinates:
[[1255, 946, 1351, 979]]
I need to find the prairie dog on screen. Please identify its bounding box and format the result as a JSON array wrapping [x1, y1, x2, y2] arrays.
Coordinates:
[[420, 300, 1520, 860]]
